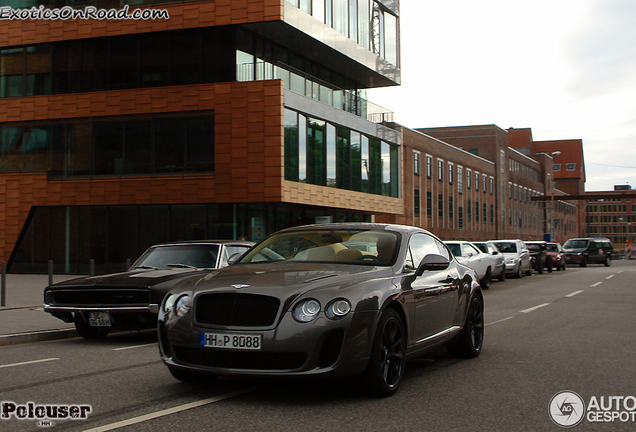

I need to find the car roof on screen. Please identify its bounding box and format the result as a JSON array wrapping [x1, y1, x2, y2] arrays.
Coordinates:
[[275, 222, 429, 236], [150, 240, 255, 247]]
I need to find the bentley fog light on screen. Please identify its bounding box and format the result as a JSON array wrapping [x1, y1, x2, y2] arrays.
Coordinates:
[[175, 295, 191, 317], [163, 294, 175, 313], [293, 299, 321, 323], [325, 299, 351, 320]]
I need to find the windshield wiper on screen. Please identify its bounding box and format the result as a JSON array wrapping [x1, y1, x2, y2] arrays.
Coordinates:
[[134, 265, 158, 270], [166, 263, 197, 269]]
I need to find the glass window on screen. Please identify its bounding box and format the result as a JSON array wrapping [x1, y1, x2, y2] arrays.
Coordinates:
[[284, 109, 299, 182], [413, 151, 420, 175], [358, 0, 370, 49], [426, 191, 432, 218], [299, 115, 307, 183], [171, 31, 201, 85], [326, 123, 337, 187], [437, 159, 444, 181], [25, 45, 52, 96], [414, 189, 420, 217], [124, 120, 154, 174], [93, 121, 123, 175], [383, 11, 398, 65], [185, 116, 215, 172], [313, 0, 325, 22], [53, 41, 81, 94], [307, 118, 326, 186], [350, 131, 361, 191], [553, 164, 561, 171], [381, 141, 391, 196], [333, 0, 349, 36], [349, 0, 358, 43], [1, 48, 24, 97], [438, 194, 444, 218], [369, 137, 382, 194], [566, 163, 576, 171], [110, 36, 138, 89], [155, 118, 185, 173], [81, 38, 108, 92], [140, 33, 169, 87], [426, 155, 432, 178], [407, 233, 441, 270], [448, 162, 453, 183], [337, 127, 351, 190], [361, 135, 369, 193]]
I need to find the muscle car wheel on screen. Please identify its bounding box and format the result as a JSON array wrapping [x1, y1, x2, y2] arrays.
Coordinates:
[[480, 269, 491, 290], [364, 308, 406, 397], [168, 366, 217, 384], [448, 295, 484, 359], [74, 319, 110, 339]]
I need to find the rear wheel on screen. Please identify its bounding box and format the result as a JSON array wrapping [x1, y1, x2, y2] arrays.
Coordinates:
[[580, 257, 588, 267], [515, 264, 523, 278], [537, 258, 544, 274], [561, 261, 567, 271], [498, 267, 506, 282], [448, 295, 484, 359], [74, 319, 110, 339], [604, 256, 611, 267], [363, 308, 406, 397], [546, 257, 553, 273]]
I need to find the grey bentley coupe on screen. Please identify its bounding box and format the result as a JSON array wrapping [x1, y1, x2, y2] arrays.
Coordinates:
[[158, 223, 484, 397]]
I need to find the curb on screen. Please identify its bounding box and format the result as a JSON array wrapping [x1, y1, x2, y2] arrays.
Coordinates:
[[0, 328, 78, 347]]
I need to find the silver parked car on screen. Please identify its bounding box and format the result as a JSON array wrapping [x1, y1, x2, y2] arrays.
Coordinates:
[[490, 239, 532, 278], [445, 241, 499, 289], [472, 241, 506, 282]]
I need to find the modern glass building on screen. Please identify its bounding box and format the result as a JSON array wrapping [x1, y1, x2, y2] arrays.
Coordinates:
[[0, 0, 402, 273]]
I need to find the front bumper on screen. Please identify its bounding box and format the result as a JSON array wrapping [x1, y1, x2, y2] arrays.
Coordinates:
[[159, 310, 377, 378]]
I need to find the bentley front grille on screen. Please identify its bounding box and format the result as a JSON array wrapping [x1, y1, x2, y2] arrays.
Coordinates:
[[194, 293, 280, 327]]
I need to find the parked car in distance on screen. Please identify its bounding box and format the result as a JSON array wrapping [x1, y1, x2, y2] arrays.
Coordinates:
[[546, 242, 566, 271], [472, 241, 506, 282], [525, 241, 552, 274], [445, 241, 499, 289], [563, 237, 614, 267], [158, 223, 484, 397], [490, 239, 532, 278], [44, 240, 254, 339]]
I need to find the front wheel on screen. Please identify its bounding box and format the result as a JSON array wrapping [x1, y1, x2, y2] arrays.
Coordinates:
[[363, 309, 406, 397], [498, 267, 506, 282], [604, 256, 611, 267], [448, 295, 484, 359], [480, 269, 491, 290]]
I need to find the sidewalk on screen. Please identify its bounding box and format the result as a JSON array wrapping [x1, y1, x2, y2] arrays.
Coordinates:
[[0, 274, 79, 346]]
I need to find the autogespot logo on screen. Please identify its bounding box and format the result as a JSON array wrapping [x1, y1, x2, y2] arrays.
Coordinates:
[[549, 391, 586, 428]]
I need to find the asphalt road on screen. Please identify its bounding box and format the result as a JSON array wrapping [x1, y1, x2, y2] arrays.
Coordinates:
[[1, 261, 635, 432]]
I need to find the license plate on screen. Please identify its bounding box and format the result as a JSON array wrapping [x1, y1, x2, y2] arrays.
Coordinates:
[[200, 332, 262, 350], [88, 312, 111, 327]]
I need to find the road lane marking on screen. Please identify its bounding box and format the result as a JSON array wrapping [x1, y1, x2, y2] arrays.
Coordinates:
[[112, 343, 157, 351], [606, 274, 615, 279], [485, 316, 514, 326], [83, 387, 257, 432], [0, 358, 59, 369], [591, 282, 603, 287], [520, 303, 550, 314], [566, 290, 584, 298]]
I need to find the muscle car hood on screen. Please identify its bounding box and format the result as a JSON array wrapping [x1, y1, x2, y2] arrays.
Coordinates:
[[47, 268, 202, 289], [190, 262, 392, 296]]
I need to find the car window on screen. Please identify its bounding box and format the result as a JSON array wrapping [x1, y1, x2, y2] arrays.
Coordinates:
[[435, 239, 451, 260], [487, 244, 498, 254], [473, 243, 488, 254], [407, 233, 442, 269], [135, 245, 220, 269], [546, 244, 558, 252], [494, 242, 516, 253], [564, 239, 589, 249], [446, 243, 461, 258], [462, 243, 477, 257]]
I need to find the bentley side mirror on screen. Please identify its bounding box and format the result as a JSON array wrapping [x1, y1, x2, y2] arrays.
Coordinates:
[[416, 254, 450, 276]]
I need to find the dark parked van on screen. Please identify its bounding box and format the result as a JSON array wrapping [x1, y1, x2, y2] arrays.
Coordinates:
[[563, 237, 614, 267]]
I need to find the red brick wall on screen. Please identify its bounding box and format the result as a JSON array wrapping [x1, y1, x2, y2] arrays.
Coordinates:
[[0, 0, 284, 47]]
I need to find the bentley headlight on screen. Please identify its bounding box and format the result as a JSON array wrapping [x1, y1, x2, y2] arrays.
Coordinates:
[[175, 294, 191, 317], [293, 299, 321, 323], [163, 294, 175, 313], [325, 299, 351, 320]]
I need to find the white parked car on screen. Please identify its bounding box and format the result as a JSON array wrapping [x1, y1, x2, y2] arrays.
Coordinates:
[[471, 241, 506, 282], [489, 239, 532, 278], [444, 241, 499, 289]]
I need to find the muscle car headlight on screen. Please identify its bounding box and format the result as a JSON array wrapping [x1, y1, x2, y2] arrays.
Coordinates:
[[163, 294, 175, 313], [175, 294, 191, 317], [325, 299, 351, 320], [293, 299, 321, 323]]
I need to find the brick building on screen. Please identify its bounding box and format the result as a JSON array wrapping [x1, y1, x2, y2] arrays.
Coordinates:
[[0, 0, 402, 273]]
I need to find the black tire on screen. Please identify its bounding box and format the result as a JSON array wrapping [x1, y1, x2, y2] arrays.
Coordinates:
[[498, 268, 506, 282], [525, 262, 532, 276], [515, 264, 523, 278], [448, 294, 484, 359], [480, 269, 491, 290], [562, 261, 567, 271], [604, 256, 611, 267], [74, 319, 110, 339], [363, 308, 406, 397], [168, 366, 217, 384], [580, 257, 587, 267], [537, 258, 544, 274], [546, 257, 553, 273]]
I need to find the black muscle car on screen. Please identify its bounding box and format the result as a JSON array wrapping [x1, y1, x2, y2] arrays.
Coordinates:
[[158, 223, 484, 397], [43, 240, 253, 339]]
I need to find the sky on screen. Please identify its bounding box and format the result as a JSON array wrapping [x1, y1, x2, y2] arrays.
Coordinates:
[[367, 0, 636, 192]]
